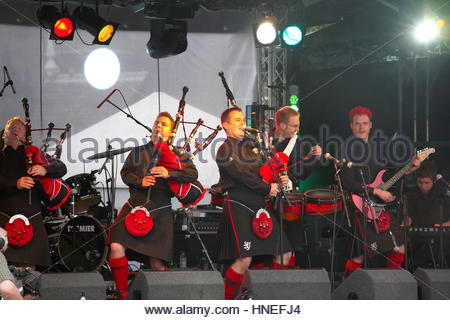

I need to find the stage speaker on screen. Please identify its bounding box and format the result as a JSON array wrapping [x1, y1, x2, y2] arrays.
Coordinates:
[[39, 272, 106, 300], [332, 269, 417, 300], [248, 269, 331, 299], [414, 268, 450, 300], [127, 270, 223, 300]]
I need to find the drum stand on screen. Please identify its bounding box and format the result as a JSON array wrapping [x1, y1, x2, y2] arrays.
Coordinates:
[[179, 207, 217, 271]]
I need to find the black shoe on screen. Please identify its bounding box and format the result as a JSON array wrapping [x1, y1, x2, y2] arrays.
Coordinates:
[[235, 289, 256, 300]]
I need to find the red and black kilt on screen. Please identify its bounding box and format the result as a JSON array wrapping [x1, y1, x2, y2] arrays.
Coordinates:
[[349, 209, 405, 258], [108, 193, 173, 262], [215, 189, 292, 263], [0, 191, 51, 267]]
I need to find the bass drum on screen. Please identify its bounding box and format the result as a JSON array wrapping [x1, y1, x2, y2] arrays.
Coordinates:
[[57, 215, 107, 272], [65, 173, 101, 214]]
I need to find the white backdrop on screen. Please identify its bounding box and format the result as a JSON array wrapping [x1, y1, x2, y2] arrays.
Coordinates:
[[0, 13, 257, 209]]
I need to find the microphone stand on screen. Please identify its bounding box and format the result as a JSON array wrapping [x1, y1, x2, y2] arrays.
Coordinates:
[[401, 193, 410, 271], [438, 197, 446, 268], [250, 132, 292, 269], [0, 80, 13, 96], [358, 168, 380, 268], [102, 99, 152, 134], [329, 162, 350, 291]]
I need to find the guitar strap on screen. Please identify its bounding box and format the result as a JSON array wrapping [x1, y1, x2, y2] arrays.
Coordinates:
[[282, 137, 297, 191]]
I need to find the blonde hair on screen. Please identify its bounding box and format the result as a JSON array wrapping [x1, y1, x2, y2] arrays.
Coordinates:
[[2, 117, 22, 145]]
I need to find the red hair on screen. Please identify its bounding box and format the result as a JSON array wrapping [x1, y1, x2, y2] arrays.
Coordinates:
[[349, 106, 372, 121]]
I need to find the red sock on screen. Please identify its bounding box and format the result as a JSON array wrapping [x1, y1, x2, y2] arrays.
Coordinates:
[[110, 256, 129, 299], [269, 261, 288, 269], [288, 255, 295, 268], [250, 263, 265, 270], [224, 267, 244, 300], [345, 259, 362, 274], [386, 251, 404, 269]]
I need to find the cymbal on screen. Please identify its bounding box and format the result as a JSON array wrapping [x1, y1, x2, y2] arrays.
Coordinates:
[[87, 146, 134, 160]]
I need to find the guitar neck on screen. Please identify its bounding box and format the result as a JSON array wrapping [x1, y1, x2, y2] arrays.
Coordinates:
[[379, 162, 413, 191]]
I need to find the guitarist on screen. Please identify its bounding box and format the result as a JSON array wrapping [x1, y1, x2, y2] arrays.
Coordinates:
[[108, 112, 198, 300], [0, 117, 66, 268], [341, 106, 422, 275]]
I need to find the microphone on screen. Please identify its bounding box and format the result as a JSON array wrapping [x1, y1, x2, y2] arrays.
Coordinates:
[[324, 153, 343, 165], [241, 126, 260, 134], [436, 174, 450, 188], [0, 237, 5, 251], [182, 86, 189, 94], [4, 66, 16, 94], [96, 89, 117, 109], [347, 162, 368, 168]]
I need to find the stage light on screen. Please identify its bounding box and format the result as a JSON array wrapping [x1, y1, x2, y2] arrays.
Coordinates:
[[253, 17, 279, 47], [37, 5, 75, 41], [290, 94, 299, 106], [282, 25, 303, 46], [75, 7, 119, 45], [84, 48, 120, 90], [146, 19, 188, 59], [414, 20, 439, 43]]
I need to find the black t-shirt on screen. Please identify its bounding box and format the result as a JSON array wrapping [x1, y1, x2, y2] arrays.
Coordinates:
[[407, 185, 450, 227]]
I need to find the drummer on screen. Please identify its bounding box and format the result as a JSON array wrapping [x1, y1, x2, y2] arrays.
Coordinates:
[[270, 106, 322, 268], [108, 112, 198, 300]]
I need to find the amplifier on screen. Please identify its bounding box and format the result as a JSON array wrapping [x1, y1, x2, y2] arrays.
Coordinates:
[[174, 205, 221, 235], [187, 221, 220, 234]]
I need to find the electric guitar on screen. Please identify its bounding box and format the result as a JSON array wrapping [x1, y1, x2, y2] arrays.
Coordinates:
[[351, 147, 435, 219]]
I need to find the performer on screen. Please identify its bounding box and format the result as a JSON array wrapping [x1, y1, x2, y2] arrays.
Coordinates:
[[270, 106, 322, 268], [404, 161, 450, 268], [341, 106, 421, 274], [0, 117, 66, 267], [0, 227, 22, 300], [108, 112, 198, 300], [215, 107, 292, 300]]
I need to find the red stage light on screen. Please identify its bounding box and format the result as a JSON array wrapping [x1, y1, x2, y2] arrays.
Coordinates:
[[53, 17, 74, 38]]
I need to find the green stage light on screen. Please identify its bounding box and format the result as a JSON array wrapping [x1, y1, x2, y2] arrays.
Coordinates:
[[282, 25, 303, 46], [290, 94, 299, 106]]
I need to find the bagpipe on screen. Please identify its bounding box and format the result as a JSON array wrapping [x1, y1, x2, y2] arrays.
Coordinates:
[[20, 98, 71, 210], [162, 87, 222, 207]]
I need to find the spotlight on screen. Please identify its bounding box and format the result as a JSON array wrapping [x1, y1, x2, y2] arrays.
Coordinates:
[[37, 5, 75, 41], [253, 17, 279, 47], [75, 7, 119, 45], [282, 25, 303, 46], [414, 20, 439, 43], [146, 19, 188, 59]]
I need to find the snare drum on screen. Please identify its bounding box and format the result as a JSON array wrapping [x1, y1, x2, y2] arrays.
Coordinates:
[[57, 215, 107, 272], [304, 189, 342, 215], [282, 191, 304, 221], [65, 174, 101, 213], [266, 191, 304, 221]]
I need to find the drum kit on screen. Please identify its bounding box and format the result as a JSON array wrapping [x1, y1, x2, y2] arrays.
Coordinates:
[[44, 145, 133, 272]]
